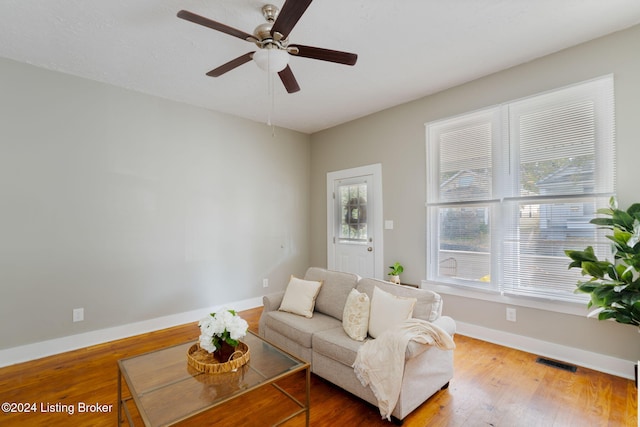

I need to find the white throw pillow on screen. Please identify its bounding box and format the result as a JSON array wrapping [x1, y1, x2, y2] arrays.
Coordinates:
[[368, 286, 417, 339], [278, 276, 323, 318], [342, 288, 370, 341]]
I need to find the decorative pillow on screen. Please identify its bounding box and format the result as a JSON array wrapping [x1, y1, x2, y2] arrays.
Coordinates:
[[278, 276, 323, 318], [368, 286, 417, 339], [342, 288, 370, 341]]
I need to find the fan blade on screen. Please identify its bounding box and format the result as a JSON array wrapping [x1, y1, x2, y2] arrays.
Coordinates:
[[289, 44, 357, 66], [278, 66, 301, 93], [177, 10, 255, 41], [271, 0, 313, 40], [206, 52, 255, 77]]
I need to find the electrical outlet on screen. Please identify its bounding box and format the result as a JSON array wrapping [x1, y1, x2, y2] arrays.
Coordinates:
[[263, 278, 269, 288], [73, 308, 84, 322], [506, 307, 517, 322]]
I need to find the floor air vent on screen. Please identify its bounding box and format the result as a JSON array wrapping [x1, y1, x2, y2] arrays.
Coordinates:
[[536, 357, 577, 373]]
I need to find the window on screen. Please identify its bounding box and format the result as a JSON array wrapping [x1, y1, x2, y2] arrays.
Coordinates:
[[338, 180, 368, 242], [426, 76, 615, 304]]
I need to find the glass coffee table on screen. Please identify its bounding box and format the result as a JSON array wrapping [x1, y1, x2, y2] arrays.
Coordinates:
[[117, 331, 310, 426]]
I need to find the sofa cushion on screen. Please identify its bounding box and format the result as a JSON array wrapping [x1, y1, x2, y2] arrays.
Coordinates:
[[279, 275, 323, 318], [342, 288, 370, 341], [304, 267, 359, 321], [262, 310, 340, 348], [313, 325, 436, 366], [368, 286, 416, 339], [313, 327, 366, 367], [356, 278, 443, 322]]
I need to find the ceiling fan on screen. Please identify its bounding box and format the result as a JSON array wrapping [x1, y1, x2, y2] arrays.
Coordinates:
[[177, 0, 358, 94]]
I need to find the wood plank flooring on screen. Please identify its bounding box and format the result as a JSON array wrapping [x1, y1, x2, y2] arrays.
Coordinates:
[[0, 307, 636, 426]]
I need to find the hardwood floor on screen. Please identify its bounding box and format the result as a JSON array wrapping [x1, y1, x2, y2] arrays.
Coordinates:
[[0, 307, 636, 426]]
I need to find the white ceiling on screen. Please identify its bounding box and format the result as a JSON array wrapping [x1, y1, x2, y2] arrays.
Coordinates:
[[2, 0, 640, 134]]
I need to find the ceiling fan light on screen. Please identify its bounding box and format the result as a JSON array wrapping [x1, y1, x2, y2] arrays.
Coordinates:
[[253, 47, 289, 73]]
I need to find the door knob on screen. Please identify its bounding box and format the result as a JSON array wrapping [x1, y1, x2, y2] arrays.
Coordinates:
[[367, 247, 373, 252]]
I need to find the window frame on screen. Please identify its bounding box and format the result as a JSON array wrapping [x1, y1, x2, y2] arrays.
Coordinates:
[[336, 179, 370, 244], [425, 75, 615, 311]]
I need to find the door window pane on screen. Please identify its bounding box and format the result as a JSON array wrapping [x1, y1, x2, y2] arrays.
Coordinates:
[[339, 183, 367, 241]]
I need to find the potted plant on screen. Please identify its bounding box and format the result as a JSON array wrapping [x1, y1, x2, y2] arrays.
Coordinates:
[[388, 262, 404, 284], [198, 309, 249, 362], [565, 197, 640, 328]]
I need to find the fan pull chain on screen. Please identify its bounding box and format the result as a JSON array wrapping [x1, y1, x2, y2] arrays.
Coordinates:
[[266, 66, 276, 137], [266, 72, 273, 126]]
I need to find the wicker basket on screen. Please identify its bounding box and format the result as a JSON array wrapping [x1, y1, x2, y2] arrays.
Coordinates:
[[187, 342, 250, 374]]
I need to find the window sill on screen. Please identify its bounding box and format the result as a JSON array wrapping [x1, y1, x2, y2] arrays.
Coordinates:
[[421, 280, 591, 317]]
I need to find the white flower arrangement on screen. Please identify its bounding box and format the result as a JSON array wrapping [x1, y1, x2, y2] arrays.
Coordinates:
[[198, 309, 249, 354]]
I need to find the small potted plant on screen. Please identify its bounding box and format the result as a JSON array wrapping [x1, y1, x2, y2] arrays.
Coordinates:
[[198, 309, 249, 362], [388, 262, 404, 284]]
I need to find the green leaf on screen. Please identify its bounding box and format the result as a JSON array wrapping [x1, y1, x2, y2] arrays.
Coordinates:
[[590, 217, 614, 228], [627, 220, 640, 248], [607, 264, 619, 280], [622, 289, 640, 311], [565, 247, 598, 262], [582, 262, 605, 279], [592, 286, 618, 306], [611, 312, 633, 324], [595, 207, 614, 215], [225, 337, 240, 347], [598, 310, 619, 321], [612, 210, 635, 231], [627, 203, 640, 219], [628, 255, 640, 271], [388, 262, 404, 275], [612, 228, 632, 245], [567, 260, 582, 270], [576, 282, 599, 294], [620, 264, 635, 282]]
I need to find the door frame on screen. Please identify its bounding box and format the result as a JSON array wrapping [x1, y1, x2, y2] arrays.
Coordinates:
[[327, 164, 384, 279]]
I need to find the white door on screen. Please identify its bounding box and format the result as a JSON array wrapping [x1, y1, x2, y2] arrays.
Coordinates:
[[327, 164, 383, 279]]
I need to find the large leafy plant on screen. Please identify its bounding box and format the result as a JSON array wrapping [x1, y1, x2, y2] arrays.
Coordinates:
[[565, 198, 640, 327]]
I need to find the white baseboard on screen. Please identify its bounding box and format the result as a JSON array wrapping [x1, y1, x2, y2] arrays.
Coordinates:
[[0, 297, 262, 368], [4, 301, 634, 381], [456, 321, 635, 380]]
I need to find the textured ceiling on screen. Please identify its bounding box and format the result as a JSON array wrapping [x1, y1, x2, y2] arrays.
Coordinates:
[[2, 0, 640, 134]]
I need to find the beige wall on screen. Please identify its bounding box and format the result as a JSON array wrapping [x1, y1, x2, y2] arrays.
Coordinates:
[[2, 24, 638, 369], [310, 25, 640, 364], [0, 57, 311, 350]]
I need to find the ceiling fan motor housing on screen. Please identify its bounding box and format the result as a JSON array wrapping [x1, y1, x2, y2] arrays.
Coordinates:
[[254, 5, 287, 49]]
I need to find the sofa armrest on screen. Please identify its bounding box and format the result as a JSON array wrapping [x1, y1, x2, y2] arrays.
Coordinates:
[[432, 315, 456, 337], [262, 292, 285, 312], [405, 316, 456, 360]]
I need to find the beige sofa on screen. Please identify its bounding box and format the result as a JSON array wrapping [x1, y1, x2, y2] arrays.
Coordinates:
[[258, 267, 455, 421]]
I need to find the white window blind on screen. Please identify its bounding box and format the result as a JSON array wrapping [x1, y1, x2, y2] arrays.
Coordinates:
[[426, 75, 615, 304], [426, 108, 500, 290]]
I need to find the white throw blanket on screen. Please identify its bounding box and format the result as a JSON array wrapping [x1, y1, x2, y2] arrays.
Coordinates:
[[352, 318, 455, 420]]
